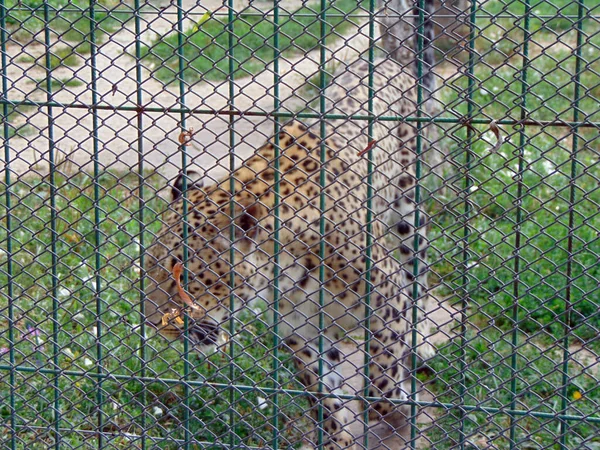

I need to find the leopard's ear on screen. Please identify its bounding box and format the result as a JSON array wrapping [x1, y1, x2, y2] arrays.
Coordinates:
[[208, 194, 266, 251], [171, 170, 203, 201], [234, 202, 264, 241]]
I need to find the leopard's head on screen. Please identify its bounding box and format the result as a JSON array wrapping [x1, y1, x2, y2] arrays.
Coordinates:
[[144, 175, 266, 350]]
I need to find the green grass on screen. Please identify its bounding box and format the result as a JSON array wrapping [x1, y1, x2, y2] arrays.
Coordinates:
[[140, 0, 366, 83], [422, 329, 600, 448], [18, 45, 91, 70], [428, 123, 600, 342], [0, 104, 37, 139], [50, 47, 84, 69], [32, 76, 85, 90], [0, 172, 309, 448], [5, 0, 132, 46], [428, 0, 600, 344], [419, 0, 600, 446]]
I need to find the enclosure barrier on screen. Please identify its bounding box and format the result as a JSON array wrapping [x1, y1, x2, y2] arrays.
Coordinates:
[[1, 0, 599, 448]]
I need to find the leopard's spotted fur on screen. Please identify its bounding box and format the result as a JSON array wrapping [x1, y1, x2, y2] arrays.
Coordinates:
[[145, 3, 437, 448]]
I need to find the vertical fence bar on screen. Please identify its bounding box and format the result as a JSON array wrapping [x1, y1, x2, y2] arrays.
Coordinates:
[[42, 0, 60, 446], [175, 0, 190, 447], [362, 0, 376, 447], [559, 0, 585, 447], [271, 1, 281, 448], [509, 0, 531, 447], [317, 0, 327, 447], [410, 1, 427, 446], [88, 0, 105, 446], [0, 0, 16, 447], [457, 0, 478, 448], [226, 0, 237, 447], [134, 0, 147, 447]]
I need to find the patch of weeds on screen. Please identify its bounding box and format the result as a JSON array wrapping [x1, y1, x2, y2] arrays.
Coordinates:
[[423, 329, 600, 448], [3, 123, 36, 139], [49, 46, 83, 69], [1, 103, 36, 119], [430, 118, 600, 345], [33, 76, 85, 91], [428, 0, 600, 352], [5, 0, 133, 44], [474, 21, 522, 67], [18, 44, 90, 69], [0, 103, 37, 139], [16, 55, 36, 64], [478, 0, 580, 33], [141, 0, 366, 83]]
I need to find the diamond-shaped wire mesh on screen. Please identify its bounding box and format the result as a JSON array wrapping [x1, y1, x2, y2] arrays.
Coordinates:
[[1, 0, 599, 448]]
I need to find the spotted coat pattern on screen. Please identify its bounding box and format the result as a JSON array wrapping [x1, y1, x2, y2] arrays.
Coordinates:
[[145, 57, 435, 449]]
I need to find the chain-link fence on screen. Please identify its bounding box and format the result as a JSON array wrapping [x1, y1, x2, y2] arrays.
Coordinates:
[[1, 0, 599, 448]]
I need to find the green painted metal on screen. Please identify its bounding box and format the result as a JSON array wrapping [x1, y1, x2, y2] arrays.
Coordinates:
[[2, 97, 598, 128], [0, 0, 15, 448], [4, 5, 600, 21], [411, 1, 427, 447], [88, 1, 105, 447], [559, 1, 586, 447], [457, 0, 478, 447], [317, 1, 327, 448], [175, 0, 192, 447], [509, 0, 531, 447], [2, 359, 600, 422], [362, 0, 376, 448], [227, 1, 237, 448], [134, 0, 147, 447], [42, 0, 60, 447], [271, 1, 282, 449]]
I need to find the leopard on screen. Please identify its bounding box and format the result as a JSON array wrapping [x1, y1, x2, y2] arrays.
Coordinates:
[[144, 3, 438, 448]]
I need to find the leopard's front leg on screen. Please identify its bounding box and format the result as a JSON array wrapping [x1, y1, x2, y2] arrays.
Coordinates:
[[386, 180, 436, 361], [363, 295, 417, 425], [285, 336, 356, 450]]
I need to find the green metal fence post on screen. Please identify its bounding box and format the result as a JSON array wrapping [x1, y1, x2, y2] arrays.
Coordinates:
[[362, 0, 376, 448], [88, 0, 105, 446], [0, 0, 16, 447], [42, 0, 60, 446], [411, 1, 428, 446], [226, 0, 237, 447], [317, 0, 327, 448], [559, 0, 586, 447], [271, 1, 282, 448], [458, 0, 478, 447], [510, 0, 531, 447], [134, 0, 147, 447], [175, 0, 191, 446]]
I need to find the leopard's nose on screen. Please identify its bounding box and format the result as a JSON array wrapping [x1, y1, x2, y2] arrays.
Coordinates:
[[189, 322, 219, 346]]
